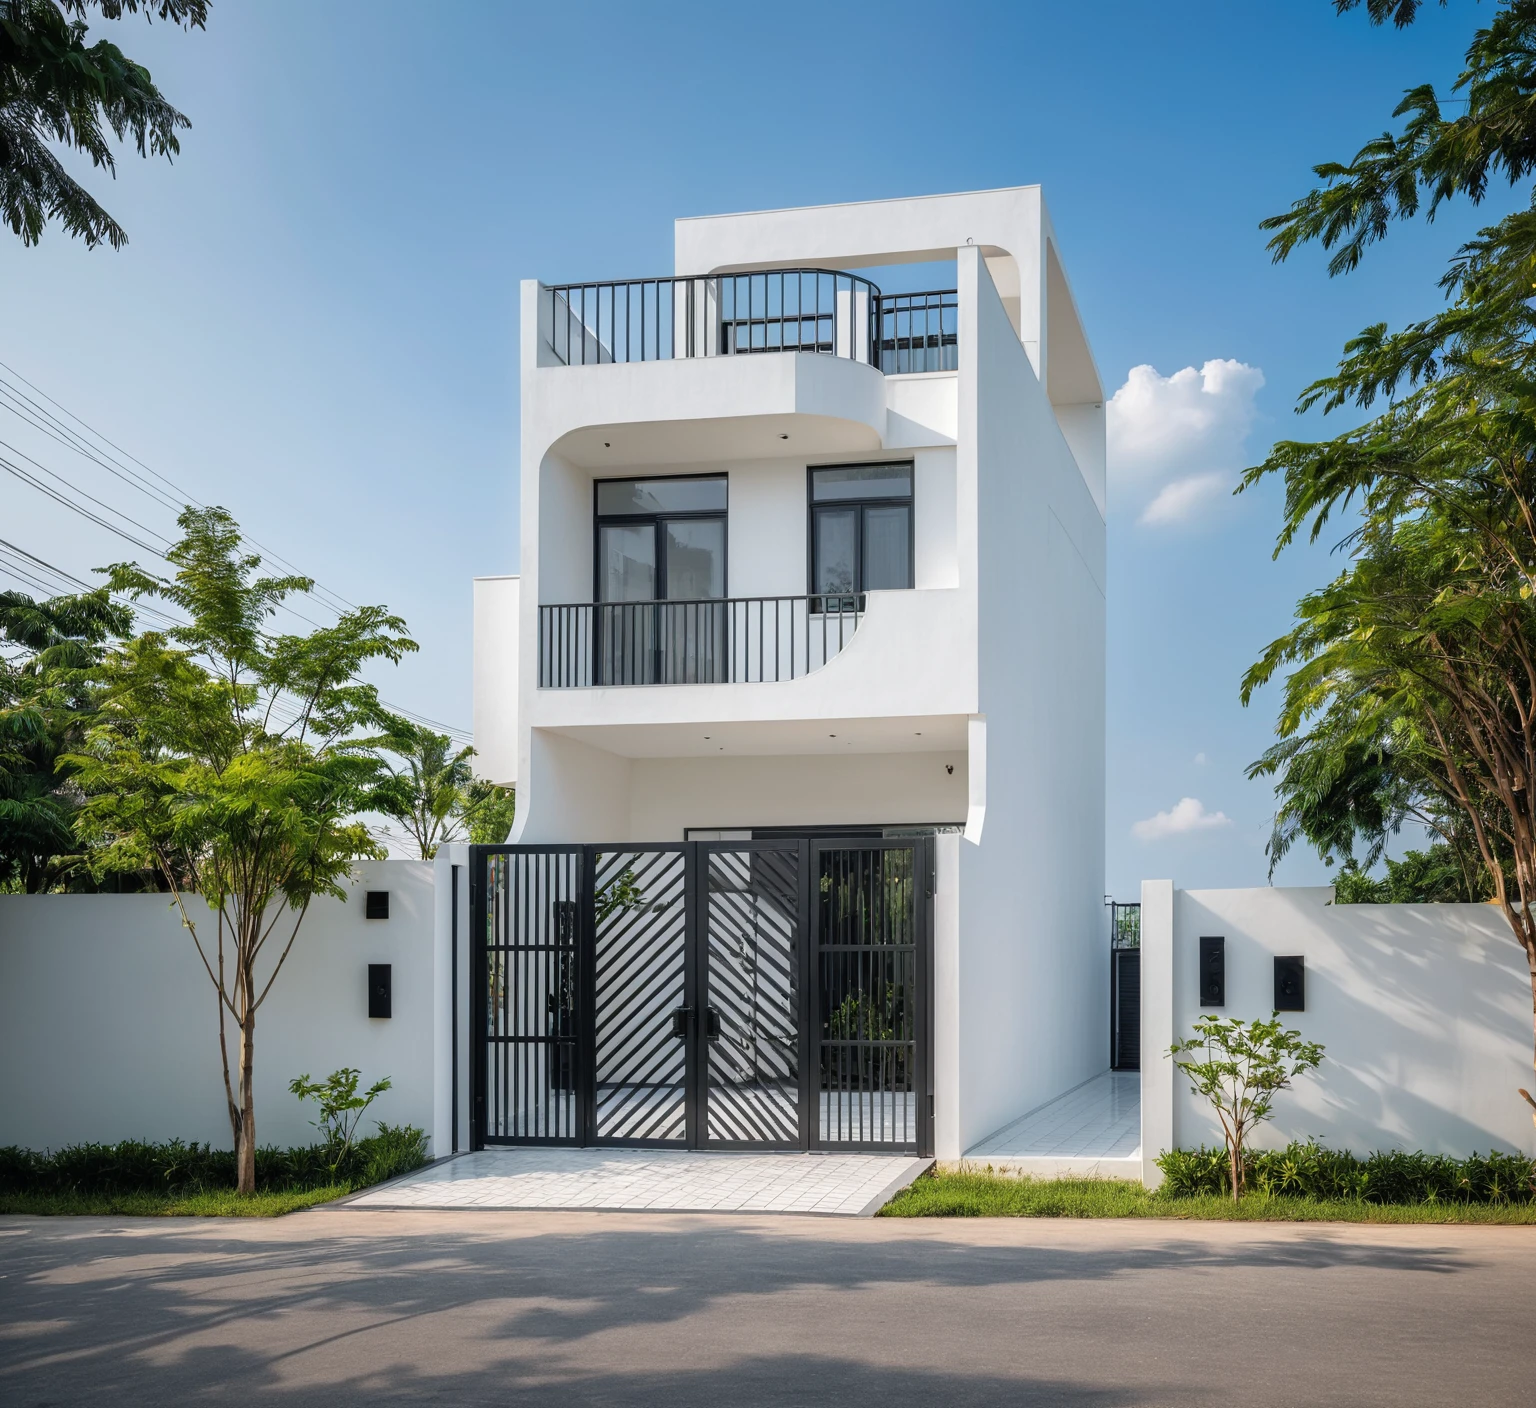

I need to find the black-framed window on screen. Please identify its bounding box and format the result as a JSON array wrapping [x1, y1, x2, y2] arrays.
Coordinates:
[[809, 462, 913, 599], [594, 474, 727, 603]]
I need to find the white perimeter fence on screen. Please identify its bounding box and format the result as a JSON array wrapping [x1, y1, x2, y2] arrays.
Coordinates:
[[1141, 883, 1536, 1187]]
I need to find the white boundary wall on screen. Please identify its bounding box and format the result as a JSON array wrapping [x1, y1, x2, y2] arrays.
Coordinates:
[[1140, 883, 1536, 1188], [0, 860, 447, 1153]]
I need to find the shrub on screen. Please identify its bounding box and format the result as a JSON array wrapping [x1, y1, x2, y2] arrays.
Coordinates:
[[0, 1127, 429, 1198], [1157, 1141, 1536, 1204]]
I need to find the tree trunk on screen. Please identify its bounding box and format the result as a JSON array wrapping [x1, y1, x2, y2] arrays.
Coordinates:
[[236, 1010, 257, 1195], [1524, 955, 1536, 1135], [1228, 1137, 1242, 1203]]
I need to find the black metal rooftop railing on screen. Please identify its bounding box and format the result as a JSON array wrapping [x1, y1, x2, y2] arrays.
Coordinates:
[[538, 594, 865, 688], [545, 269, 959, 373]]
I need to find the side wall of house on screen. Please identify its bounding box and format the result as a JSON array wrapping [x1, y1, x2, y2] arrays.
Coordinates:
[[0, 861, 440, 1152], [1140, 883, 1536, 1186], [950, 246, 1108, 1156]]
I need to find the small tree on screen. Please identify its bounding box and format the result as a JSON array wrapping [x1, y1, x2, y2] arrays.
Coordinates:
[[1169, 1014, 1325, 1201], [288, 1067, 391, 1172], [68, 506, 415, 1193]]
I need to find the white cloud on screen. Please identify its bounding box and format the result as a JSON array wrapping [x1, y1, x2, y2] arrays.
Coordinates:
[[1194, 752, 1207, 765], [1139, 471, 1229, 525], [1132, 797, 1232, 842], [1107, 359, 1264, 524]]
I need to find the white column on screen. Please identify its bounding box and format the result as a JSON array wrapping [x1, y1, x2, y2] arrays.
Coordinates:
[[932, 831, 962, 1161], [1140, 878, 1175, 1188]]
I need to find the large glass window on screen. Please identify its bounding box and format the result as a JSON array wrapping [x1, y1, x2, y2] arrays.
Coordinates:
[[593, 475, 728, 685], [594, 475, 727, 603], [810, 462, 913, 599]]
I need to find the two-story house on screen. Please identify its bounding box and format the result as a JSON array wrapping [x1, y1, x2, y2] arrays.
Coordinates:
[[471, 186, 1106, 1164]]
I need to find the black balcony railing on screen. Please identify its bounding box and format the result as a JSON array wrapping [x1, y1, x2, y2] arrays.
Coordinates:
[[877, 289, 959, 374], [538, 595, 865, 688], [545, 269, 960, 373]]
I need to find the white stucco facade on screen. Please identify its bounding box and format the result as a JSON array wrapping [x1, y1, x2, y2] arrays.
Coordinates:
[[473, 186, 1108, 1158]]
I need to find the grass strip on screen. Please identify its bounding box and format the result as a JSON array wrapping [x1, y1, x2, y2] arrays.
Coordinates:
[[879, 1172, 1536, 1223], [0, 1185, 351, 1218]]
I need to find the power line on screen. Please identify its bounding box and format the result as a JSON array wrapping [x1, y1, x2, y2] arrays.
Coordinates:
[[0, 359, 359, 618], [0, 363, 472, 743]]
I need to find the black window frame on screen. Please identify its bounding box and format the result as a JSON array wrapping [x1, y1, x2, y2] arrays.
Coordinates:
[[592, 471, 729, 604], [806, 460, 915, 603]]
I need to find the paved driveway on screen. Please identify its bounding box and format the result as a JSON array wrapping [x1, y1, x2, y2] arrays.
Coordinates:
[[1, 1210, 1532, 1406], [344, 1149, 931, 1215]]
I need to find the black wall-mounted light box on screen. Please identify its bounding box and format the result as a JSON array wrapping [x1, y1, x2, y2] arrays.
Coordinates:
[[1199, 936, 1226, 1007], [365, 890, 389, 920], [1274, 955, 1305, 1011], [368, 963, 392, 1019]]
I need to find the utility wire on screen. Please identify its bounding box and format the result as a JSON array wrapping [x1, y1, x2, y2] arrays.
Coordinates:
[[0, 359, 358, 617], [0, 363, 472, 742]]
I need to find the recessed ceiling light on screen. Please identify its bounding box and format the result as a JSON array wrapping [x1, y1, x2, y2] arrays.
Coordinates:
[[603, 441, 611, 447], [780, 433, 789, 440]]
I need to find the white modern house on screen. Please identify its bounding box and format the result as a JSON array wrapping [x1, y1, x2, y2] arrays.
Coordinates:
[[471, 186, 1107, 1163]]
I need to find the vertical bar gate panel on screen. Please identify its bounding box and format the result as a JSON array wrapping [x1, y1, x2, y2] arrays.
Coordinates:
[[1112, 949, 1142, 1071], [592, 846, 691, 1145], [812, 840, 931, 1155], [473, 846, 584, 1146], [699, 843, 805, 1150]]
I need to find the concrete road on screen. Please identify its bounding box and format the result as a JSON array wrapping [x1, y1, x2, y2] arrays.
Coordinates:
[[0, 1209, 1531, 1406]]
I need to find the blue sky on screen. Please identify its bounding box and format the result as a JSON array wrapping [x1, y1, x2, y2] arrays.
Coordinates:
[[1, 1, 1513, 891]]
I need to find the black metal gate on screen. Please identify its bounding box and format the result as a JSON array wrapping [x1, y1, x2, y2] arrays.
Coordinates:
[[1109, 901, 1141, 1072], [469, 838, 932, 1155]]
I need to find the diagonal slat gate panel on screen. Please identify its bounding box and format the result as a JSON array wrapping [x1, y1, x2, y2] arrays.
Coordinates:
[[703, 847, 801, 1148], [593, 848, 689, 1144]]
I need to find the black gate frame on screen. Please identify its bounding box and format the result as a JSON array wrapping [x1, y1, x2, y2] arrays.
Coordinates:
[[469, 838, 934, 1156]]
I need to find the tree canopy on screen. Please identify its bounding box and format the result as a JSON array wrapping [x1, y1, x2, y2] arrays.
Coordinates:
[[1243, 0, 1536, 1112], [0, 0, 207, 248], [0, 586, 129, 890]]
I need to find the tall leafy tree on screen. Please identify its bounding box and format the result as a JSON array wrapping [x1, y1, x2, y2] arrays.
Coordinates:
[[379, 725, 474, 860], [69, 507, 416, 1192], [0, 587, 129, 890], [1, 0, 207, 249], [462, 777, 516, 845], [1247, 0, 1536, 1119]]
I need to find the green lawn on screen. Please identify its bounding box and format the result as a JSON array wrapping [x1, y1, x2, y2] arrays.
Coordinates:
[[880, 1170, 1536, 1223], [0, 1184, 353, 1218]]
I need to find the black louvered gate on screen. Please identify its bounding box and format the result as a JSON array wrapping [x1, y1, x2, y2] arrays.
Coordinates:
[[470, 839, 932, 1154]]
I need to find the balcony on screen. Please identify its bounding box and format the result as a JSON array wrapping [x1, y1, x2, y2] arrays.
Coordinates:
[[546, 270, 957, 375], [539, 594, 865, 688]]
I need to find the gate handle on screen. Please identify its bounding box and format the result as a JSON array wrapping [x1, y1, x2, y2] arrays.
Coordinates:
[[704, 1007, 721, 1042], [670, 1006, 692, 1039]]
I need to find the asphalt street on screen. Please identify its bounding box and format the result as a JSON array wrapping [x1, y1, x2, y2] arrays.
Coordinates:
[[1, 1209, 1532, 1406]]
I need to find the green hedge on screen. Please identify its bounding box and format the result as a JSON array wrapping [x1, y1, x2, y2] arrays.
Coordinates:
[[0, 1124, 428, 1197], [1157, 1141, 1536, 1204]]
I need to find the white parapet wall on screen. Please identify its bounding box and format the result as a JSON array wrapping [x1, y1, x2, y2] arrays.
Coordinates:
[[0, 860, 441, 1153], [1140, 882, 1536, 1188]]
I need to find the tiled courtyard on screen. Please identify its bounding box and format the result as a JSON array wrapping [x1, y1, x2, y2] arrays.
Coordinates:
[[343, 1148, 932, 1217]]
